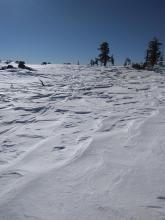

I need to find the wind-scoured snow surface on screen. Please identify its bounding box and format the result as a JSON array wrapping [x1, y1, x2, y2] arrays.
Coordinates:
[[0, 64, 165, 220]]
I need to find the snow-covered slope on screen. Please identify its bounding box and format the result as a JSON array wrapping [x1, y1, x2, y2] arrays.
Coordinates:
[[0, 64, 165, 220]]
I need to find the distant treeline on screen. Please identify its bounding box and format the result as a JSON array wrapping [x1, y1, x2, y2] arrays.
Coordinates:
[[0, 37, 163, 70], [90, 37, 164, 70]]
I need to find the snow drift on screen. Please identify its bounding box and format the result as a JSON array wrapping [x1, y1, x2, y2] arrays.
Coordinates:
[[0, 64, 165, 220]]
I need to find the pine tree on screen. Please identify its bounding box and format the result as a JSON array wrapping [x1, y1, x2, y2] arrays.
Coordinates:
[[145, 50, 149, 66], [111, 55, 114, 65], [124, 58, 131, 67], [98, 42, 110, 67], [90, 59, 94, 66], [94, 58, 99, 66], [145, 37, 162, 67]]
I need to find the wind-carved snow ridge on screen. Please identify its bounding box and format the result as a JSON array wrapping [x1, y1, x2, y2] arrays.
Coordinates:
[[0, 64, 165, 220]]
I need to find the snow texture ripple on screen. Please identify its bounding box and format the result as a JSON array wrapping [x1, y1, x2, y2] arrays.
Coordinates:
[[0, 64, 165, 220]]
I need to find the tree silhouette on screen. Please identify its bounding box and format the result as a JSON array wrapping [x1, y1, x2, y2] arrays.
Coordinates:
[[90, 59, 94, 66], [145, 37, 162, 67], [94, 58, 98, 66], [98, 42, 110, 67], [124, 58, 131, 67], [111, 55, 114, 65]]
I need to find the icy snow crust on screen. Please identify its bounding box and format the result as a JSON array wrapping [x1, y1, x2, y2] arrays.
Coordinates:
[[0, 64, 165, 219]]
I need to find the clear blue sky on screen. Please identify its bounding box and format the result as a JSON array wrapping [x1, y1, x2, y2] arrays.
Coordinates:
[[0, 0, 164, 64]]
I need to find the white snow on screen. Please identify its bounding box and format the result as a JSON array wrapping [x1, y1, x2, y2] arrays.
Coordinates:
[[0, 64, 165, 219]]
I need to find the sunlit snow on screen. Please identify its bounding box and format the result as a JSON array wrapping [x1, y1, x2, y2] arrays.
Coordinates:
[[0, 64, 165, 220]]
